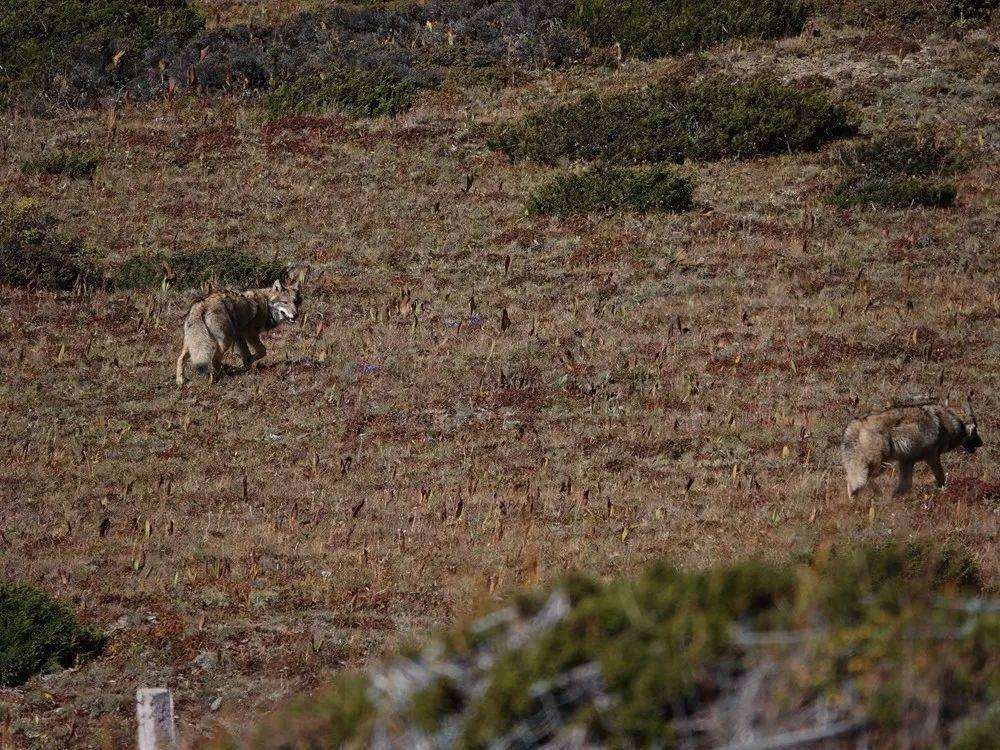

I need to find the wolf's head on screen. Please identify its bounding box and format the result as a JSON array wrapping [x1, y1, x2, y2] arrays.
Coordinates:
[[963, 399, 983, 454], [266, 279, 302, 324]]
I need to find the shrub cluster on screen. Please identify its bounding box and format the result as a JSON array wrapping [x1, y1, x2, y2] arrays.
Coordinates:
[[567, 0, 809, 59], [0, 582, 104, 687], [0, 0, 203, 97], [233, 541, 998, 749], [491, 76, 858, 164], [527, 165, 694, 215], [21, 148, 99, 179], [829, 132, 963, 209], [811, 0, 998, 30], [113, 247, 286, 290], [0, 200, 103, 291], [264, 67, 416, 119]]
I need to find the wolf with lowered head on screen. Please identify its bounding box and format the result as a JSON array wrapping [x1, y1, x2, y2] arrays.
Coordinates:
[[841, 400, 982, 498], [176, 278, 301, 385]]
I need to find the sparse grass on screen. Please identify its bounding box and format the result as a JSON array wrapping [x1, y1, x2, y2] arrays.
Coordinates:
[[0, 0, 203, 95], [829, 131, 964, 208], [490, 76, 858, 164], [527, 165, 695, 215], [567, 0, 809, 58], [811, 0, 999, 29], [21, 149, 99, 179], [114, 247, 286, 290], [264, 68, 416, 119], [0, 582, 104, 687], [0, 200, 103, 290]]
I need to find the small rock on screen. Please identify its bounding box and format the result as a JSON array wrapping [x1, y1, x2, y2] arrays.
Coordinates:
[[192, 651, 218, 671]]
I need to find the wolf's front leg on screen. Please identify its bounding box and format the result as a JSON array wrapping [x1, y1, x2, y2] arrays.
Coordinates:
[[926, 453, 947, 488], [235, 338, 255, 371], [246, 332, 267, 364]]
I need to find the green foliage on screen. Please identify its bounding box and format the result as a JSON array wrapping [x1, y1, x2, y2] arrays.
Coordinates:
[[953, 706, 1000, 750], [829, 131, 963, 209], [0, 582, 104, 687], [113, 247, 286, 290], [811, 0, 998, 29], [490, 76, 857, 165], [527, 165, 694, 215], [407, 677, 464, 733], [0, 0, 203, 94], [567, 0, 809, 59], [0, 200, 103, 291], [21, 149, 99, 179], [264, 68, 416, 119]]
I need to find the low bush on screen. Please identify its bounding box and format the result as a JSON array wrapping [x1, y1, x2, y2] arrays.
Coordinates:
[[0, 582, 104, 687], [567, 0, 809, 58], [0, 0, 203, 96], [527, 165, 694, 215], [21, 149, 99, 178], [811, 0, 998, 30], [234, 541, 998, 749], [114, 247, 285, 290], [491, 76, 858, 164], [264, 67, 416, 119], [0, 200, 103, 290], [829, 131, 963, 208]]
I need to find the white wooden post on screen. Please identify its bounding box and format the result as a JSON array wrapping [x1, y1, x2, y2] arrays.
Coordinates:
[[136, 688, 176, 750]]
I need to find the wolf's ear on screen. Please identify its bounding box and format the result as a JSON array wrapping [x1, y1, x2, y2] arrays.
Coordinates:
[[272, 279, 283, 292]]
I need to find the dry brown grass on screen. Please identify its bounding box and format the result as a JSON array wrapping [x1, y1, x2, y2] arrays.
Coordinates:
[[1, 15, 998, 750]]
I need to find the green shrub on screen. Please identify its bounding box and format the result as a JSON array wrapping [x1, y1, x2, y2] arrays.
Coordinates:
[[953, 706, 1000, 750], [527, 165, 694, 215], [810, 0, 998, 29], [264, 67, 415, 119], [0, 200, 103, 290], [829, 131, 963, 209], [0, 0, 203, 95], [0, 582, 104, 687], [490, 76, 858, 164], [114, 247, 286, 290], [567, 0, 809, 59], [22, 149, 99, 178]]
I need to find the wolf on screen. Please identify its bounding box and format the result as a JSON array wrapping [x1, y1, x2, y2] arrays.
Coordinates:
[[175, 279, 301, 385], [840, 400, 982, 498]]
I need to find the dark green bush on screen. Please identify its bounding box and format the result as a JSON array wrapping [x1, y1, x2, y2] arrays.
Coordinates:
[[22, 149, 99, 179], [829, 131, 963, 209], [0, 201, 103, 290], [114, 247, 286, 290], [527, 165, 694, 215], [490, 76, 858, 164], [0, 0, 203, 95], [264, 67, 416, 119], [567, 0, 808, 58], [810, 0, 998, 29], [0, 582, 104, 687]]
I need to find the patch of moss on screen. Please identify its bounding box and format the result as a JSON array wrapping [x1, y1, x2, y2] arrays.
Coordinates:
[[829, 131, 963, 209], [567, 0, 809, 59], [527, 165, 695, 215], [0, 0, 203, 96], [0, 582, 104, 687], [490, 76, 857, 165], [264, 67, 415, 119], [0, 200, 104, 291], [113, 247, 286, 290], [21, 149, 100, 179]]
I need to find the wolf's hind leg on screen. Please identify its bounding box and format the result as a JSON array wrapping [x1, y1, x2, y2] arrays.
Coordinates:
[[176, 343, 189, 386]]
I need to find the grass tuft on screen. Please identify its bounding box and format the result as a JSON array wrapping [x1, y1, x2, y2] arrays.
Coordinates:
[[0, 582, 104, 688], [0, 200, 103, 291], [490, 76, 858, 165], [21, 149, 99, 179], [527, 165, 695, 215], [113, 247, 286, 290], [829, 131, 963, 208], [567, 0, 809, 59], [264, 68, 416, 119]]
